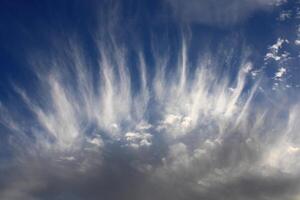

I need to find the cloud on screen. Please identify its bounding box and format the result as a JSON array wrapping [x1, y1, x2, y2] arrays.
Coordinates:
[[0, 1, 300, 199], [265, 37, 289, 61], [124, 131, 152, 148], [1, 33, 300, 199], [165, 0, 287, 26]]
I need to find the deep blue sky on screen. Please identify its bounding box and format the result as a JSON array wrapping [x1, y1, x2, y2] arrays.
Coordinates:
[[0, 0, 292, 88]]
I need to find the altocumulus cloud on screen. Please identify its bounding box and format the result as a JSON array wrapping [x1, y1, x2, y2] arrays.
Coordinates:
[[0, 0, 300, 200]]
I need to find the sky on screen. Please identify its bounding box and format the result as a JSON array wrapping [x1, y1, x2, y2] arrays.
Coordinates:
[[0, 0, 300, 199]]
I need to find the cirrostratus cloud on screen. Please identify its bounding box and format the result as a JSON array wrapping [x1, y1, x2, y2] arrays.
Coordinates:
[[165, 0, 287, 26]]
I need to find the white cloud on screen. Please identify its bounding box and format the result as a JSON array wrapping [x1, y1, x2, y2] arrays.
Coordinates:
[[265, 38, 289, 61], [135, 121, 152, 131], [124, 131, 152, 148], [275, 67, 287, 78], [87, 137, 104, 147], [157, 114, 193, 138], [1, 14, 300, 199]]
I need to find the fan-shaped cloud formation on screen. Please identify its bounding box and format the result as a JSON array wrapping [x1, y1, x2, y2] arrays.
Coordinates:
[[0, 33, 299, 200], [0, 1, 299, 200]]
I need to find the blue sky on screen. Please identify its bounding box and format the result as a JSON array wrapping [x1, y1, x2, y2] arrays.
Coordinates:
[[0, 0, 300, 199]]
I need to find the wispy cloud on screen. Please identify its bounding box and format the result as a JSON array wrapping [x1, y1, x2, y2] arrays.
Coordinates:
[[0, 1, 299, 199]]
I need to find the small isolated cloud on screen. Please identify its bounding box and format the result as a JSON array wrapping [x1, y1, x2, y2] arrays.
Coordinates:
[[278, 10, 292, 21], [166, 0, 287, 26], [275, 67, 287, 79], [265, 37, 289, 61]]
